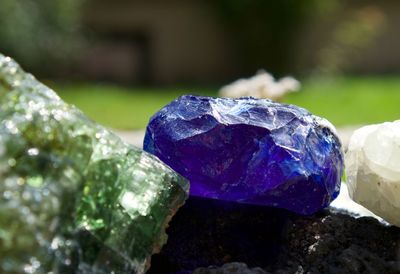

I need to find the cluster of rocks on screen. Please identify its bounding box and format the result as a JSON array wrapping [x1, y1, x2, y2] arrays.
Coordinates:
[[144, 94, 400, 273], [0, 54, 399, 274]]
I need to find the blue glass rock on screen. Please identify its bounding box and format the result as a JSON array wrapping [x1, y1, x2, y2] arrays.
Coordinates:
[[144, 95, 344, 215]]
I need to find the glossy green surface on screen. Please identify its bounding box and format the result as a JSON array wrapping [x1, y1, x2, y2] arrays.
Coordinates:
[[0, 54, 189, 274]]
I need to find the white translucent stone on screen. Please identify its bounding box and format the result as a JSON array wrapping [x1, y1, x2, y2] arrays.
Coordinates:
[[346, 121, 400, 227], [219, 70, 301, 100]]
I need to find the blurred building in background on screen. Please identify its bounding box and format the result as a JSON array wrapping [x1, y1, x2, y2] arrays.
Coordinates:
[[80, 0, 400, 85], [82, 0, 238, 85], [1, 0, 400, 85]]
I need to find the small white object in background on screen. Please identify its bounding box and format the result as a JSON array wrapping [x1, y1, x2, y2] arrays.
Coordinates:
[[345, 121, 400, 227], [219, 70, 301, 101]]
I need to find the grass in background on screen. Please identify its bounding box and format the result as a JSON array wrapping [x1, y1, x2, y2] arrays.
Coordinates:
[[284, 77, 400, 127], [52, 77, 400, 130], [54, 84, 215, 129]]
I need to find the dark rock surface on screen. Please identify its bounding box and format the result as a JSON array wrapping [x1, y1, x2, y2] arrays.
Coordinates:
[[148, 197, 400, 274], [193, 262, 268, 274]]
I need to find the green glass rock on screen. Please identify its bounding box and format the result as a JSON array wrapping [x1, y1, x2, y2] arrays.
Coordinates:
[[0, 54, 189, 274]]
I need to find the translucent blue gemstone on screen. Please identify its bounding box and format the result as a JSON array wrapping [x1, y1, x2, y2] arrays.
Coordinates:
[[144, 95, 344, 215]]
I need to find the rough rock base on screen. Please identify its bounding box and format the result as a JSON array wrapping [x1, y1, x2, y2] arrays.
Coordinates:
[[148, 197, 400, 274]]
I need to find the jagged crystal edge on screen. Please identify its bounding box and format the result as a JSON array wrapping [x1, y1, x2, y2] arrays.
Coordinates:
[[144, 95, 344, 215], [0, 53, 189, 274]]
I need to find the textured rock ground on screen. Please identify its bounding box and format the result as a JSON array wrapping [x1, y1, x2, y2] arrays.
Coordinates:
[[148, 197, 400, 274], [194, 262, 268, 274]]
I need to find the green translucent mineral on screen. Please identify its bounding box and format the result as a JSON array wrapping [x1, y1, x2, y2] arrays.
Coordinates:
[[0, 54, 189, 274]]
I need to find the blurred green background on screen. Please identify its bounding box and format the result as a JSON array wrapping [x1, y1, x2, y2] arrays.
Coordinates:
[[53, 77, 400, 129], [1, 0, 400, 130]]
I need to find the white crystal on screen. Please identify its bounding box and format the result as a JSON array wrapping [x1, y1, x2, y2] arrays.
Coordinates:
[[346, 121, 400, 227], [219, 70, 301, 101]]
